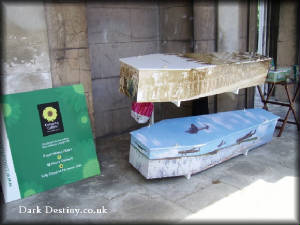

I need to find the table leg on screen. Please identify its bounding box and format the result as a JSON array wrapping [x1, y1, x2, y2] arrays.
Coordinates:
[[264, 83, 275, 108], [278, 105, 292, 137], [287, 84, 300, 130], [257, 85, 269, 110], [278, 84, 300, 137]]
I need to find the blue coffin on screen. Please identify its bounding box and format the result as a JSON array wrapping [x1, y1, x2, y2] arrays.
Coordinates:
[[130, 108, 279, 160]]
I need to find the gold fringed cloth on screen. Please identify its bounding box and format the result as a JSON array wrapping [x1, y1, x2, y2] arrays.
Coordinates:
[[119, 52, 271, 102]]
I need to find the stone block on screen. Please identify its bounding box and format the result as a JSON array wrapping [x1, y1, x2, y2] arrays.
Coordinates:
[[153, 102, 192, 122], [110, 108, 138, 134], [87, 7, 131, 44], [237, 93, 246, 109], [217, 90, 247, 112], [208, 96, 216, 113], [217, 92, 246, 112], [239, 38, 247, 52], [84, 92, 96, 137], [51, 49, 80, 84], [193, 0, 216, 7], [158, 0, 191, 8], [130, 8, 159, 41], [238, 1, 248, 39], [89, 41, 159, 79], [45, 3, 88, 49], [208, 102, 215, 114], [245, 87, 255, 108], [278, 1, 298, 43], [248, 0, 258, 52], [92, 77, 132, 112], [193, 4, 216, 41], [277, 0, 298, 70], [194, 40, 216, 52], [208, 95, 215, 105], [139, 101, 192, 122], [160, 40, 193, 53], [88, 0, 158, 9], [94, 107, 138, 137], [78, 48, 92, 71], [2, 3, 52, 96], [217, 1, 239, 52], [50, 49, 92, 93], [3, 72, 52, 95], [217, 92, 239, 112], [160, 101, 192, 120], [94, 109, 113, 137], [238, 88, 246, 95], [159, 6, 193, 41], [79, 69, 93, 95], [277, 41, 298, 66], [126, 0, 159, 9], [3, 2, 51, 79]]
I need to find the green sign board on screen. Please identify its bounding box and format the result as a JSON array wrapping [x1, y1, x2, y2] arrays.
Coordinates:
[[1, 84, 100, 202]]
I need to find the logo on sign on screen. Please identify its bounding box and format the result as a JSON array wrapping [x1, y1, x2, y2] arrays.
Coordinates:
[[37, 102, 64, 136]]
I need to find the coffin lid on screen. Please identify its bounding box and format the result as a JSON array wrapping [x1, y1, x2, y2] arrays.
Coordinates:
[[130, 108, 279, 151], [120, 52, 271, 71]]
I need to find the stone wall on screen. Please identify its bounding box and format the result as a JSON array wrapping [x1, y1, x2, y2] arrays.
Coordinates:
[[2, 2, 52, 94]]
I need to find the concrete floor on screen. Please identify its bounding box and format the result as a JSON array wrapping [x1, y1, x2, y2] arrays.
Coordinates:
[[1, 96, 299, 223]]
